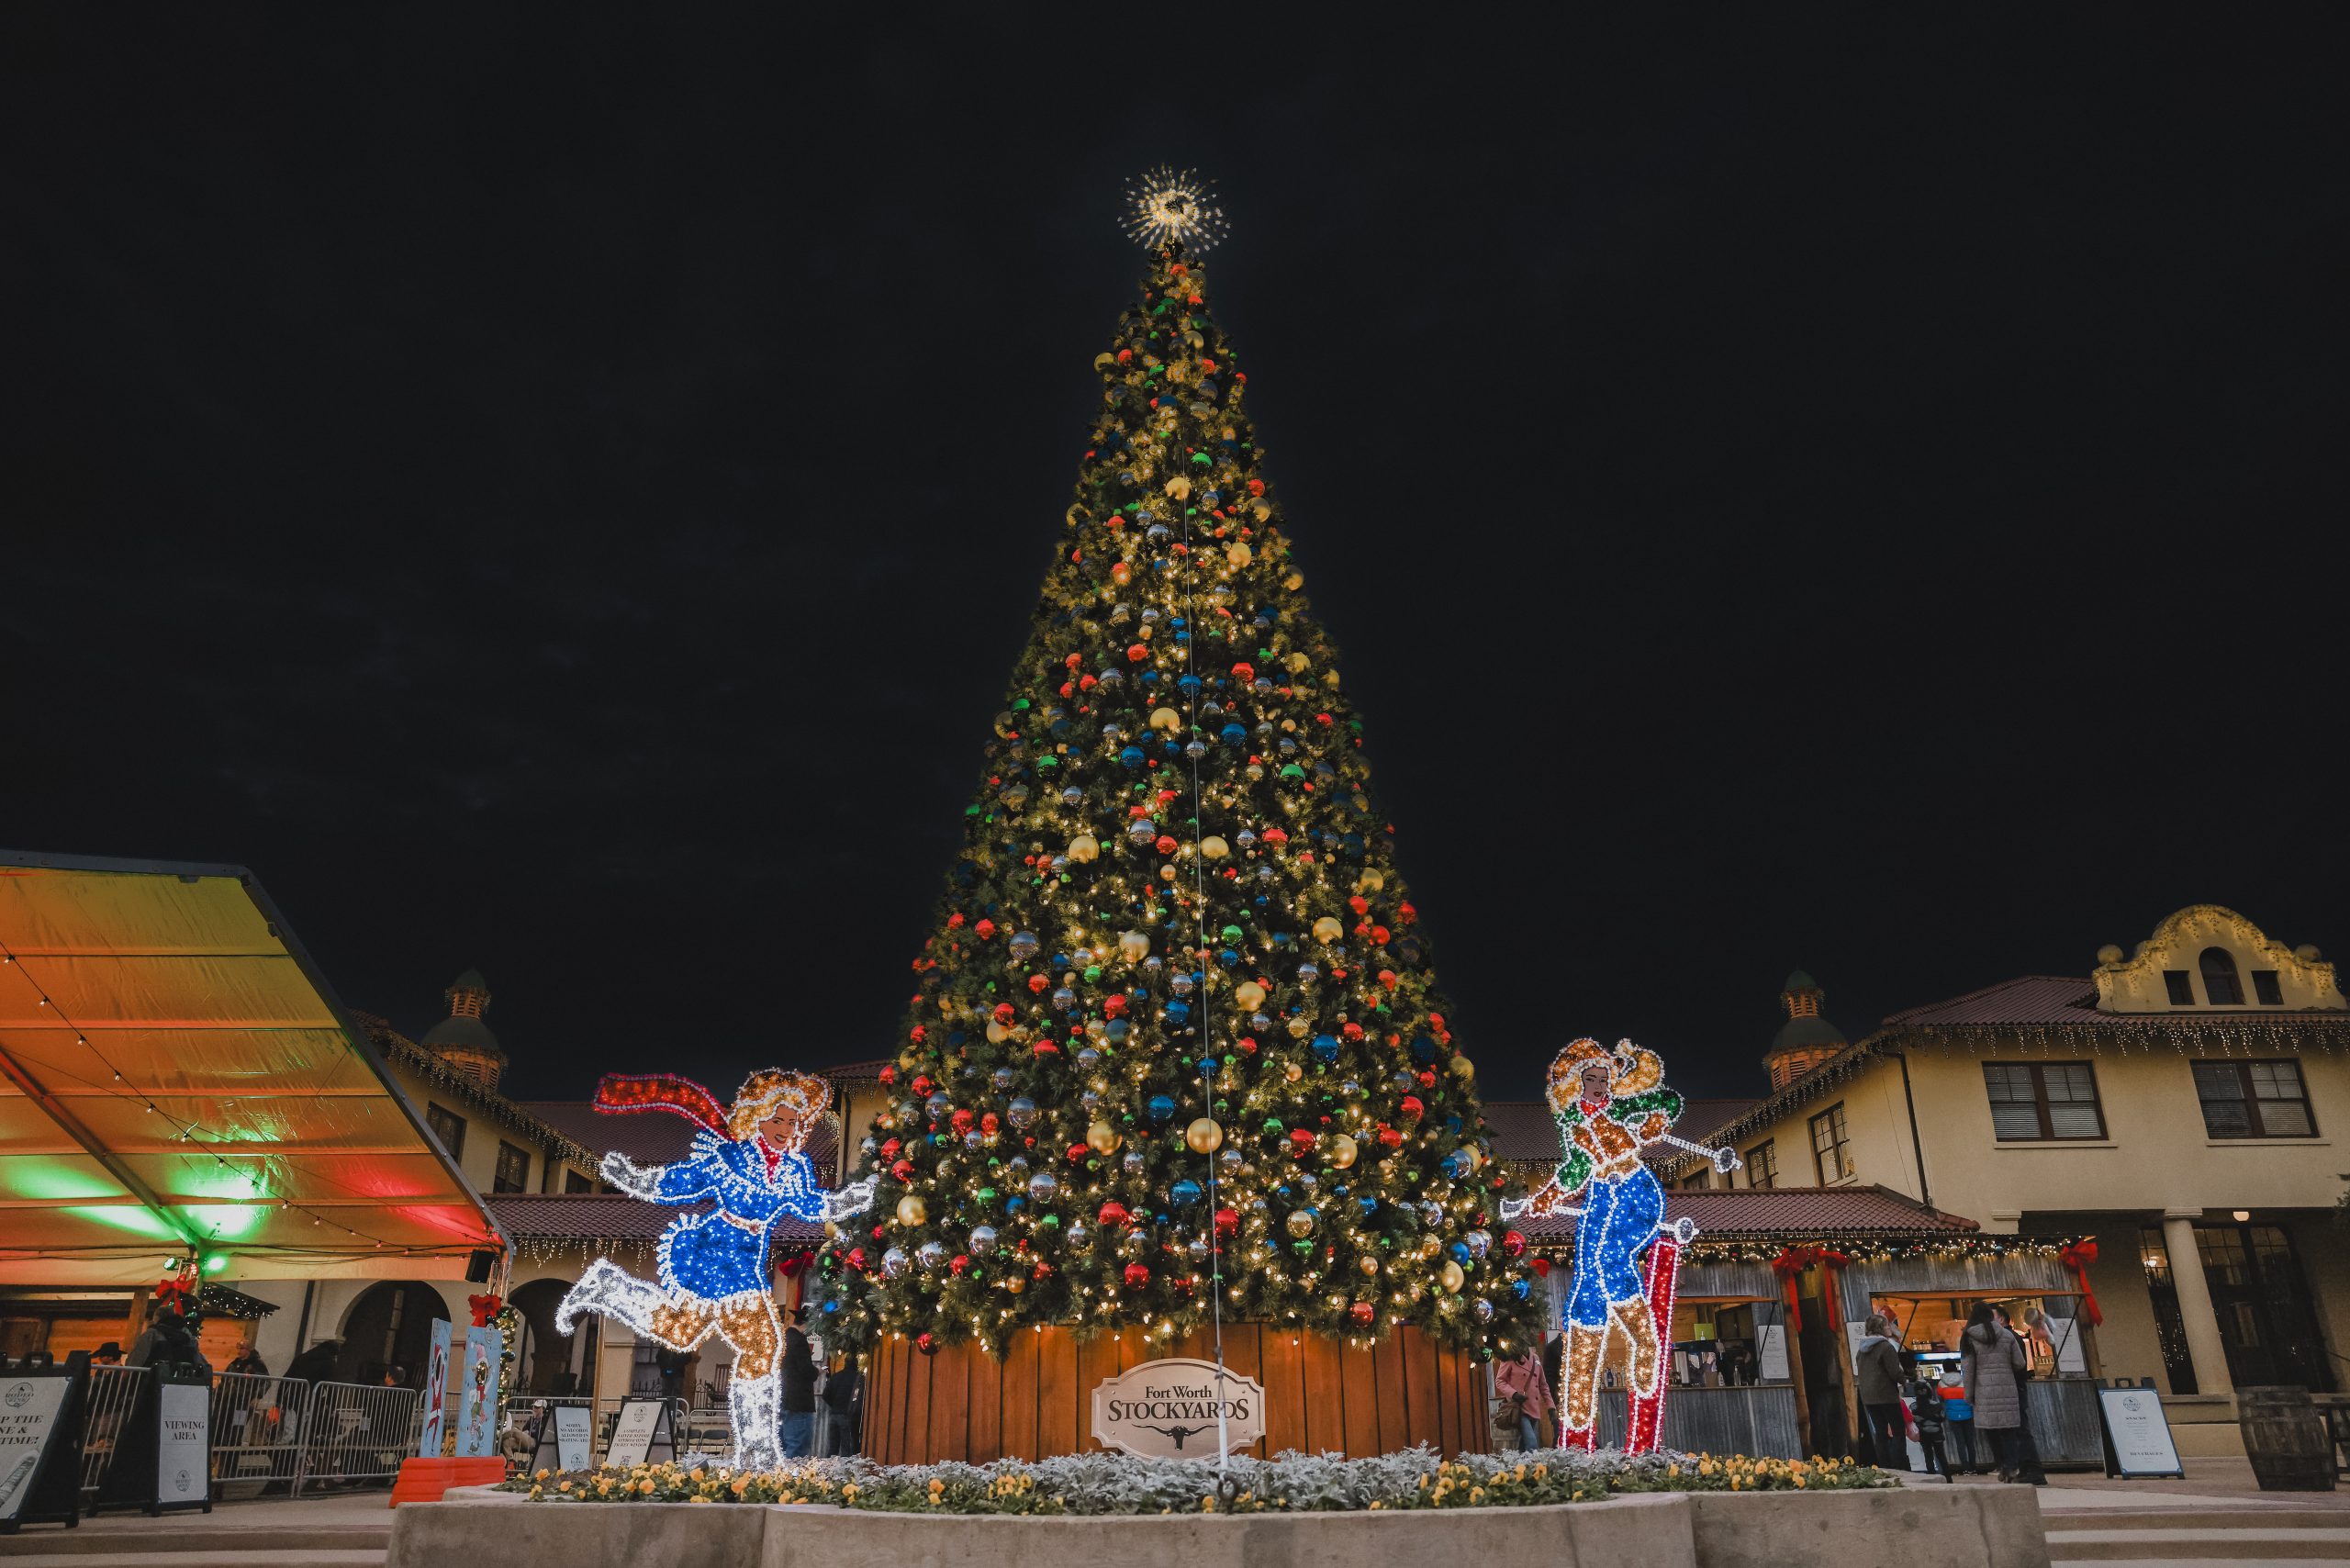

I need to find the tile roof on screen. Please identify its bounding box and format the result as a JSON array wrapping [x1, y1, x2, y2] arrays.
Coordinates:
[[1515, 1184, 1977, 1248], [486, 1191, 825, 1247], [1881, 974, 2350, 1032]]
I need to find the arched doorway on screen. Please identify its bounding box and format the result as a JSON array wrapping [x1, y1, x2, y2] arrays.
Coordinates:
[[508, 1278, 598, 1397], [340, 1281, 451, 1389]]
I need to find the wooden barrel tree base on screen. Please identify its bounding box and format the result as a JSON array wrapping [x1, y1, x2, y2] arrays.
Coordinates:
[[865, 1321, 1493, 1465]]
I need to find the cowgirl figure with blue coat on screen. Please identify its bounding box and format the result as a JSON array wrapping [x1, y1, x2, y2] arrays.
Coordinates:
[[1504, 1038, 1724, 1439], [557, 1068, 874, 1471]]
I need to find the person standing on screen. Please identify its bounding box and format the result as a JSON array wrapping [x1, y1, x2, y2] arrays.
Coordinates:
[[1961, 1303, 2042, 1484], [225, 1339, 269, 1378], [822, 1353, 862, 1458], [1908, 1374, 1950, 1479], [1938, 1370, 1978, 1473], [779, 1307, 817, 1460], [1852, 1314, 1911, 1470], [1494, 1341, 1555, 1450]]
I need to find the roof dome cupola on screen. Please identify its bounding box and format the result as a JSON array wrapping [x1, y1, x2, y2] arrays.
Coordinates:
[[419, 968, 508, 1090], [1762, 969, 1846, 1092]]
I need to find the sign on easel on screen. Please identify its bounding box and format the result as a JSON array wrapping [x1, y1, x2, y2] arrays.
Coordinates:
[[2098, 1385, 2185, 1478], [0, 1356, 86, 1533], [418, 1318, 453, 1458], [96, 1369, 211, 1516], [603, 1397, 676, 1469], [529, 1405, 596, 1473]]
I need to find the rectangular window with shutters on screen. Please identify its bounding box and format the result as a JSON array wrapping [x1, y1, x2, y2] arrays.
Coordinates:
[[1983, 1061, 2106, 1140], [2164, 971, 2195, 1005], [1810, 1103, 1852, 1182], [1746, 1139, 1777, 1190], [2194, 1059, 2316, 1138], [424, 1103, 465, 1160], [493, 1140, 530, 1194]]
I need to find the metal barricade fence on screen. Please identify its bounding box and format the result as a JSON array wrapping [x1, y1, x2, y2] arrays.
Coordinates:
[[77, 1363, 151, 1510], [494, 1394, 593, 1469], [209, 1372, 308, 1495], [293, 1382, 422, 1495]]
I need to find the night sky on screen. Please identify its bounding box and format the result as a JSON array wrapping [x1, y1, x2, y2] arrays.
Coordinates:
[[6, 10, 2345, 1103]]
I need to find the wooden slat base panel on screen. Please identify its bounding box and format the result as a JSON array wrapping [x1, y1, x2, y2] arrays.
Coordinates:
[[866, 1324, 1493, 1464]]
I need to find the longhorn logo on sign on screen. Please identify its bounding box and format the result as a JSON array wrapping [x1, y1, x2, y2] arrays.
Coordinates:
[[1089, 1358, 1264, 1459]]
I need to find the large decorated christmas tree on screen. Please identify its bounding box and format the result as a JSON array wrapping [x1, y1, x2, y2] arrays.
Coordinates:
[[816, 174, 1542, 1361]]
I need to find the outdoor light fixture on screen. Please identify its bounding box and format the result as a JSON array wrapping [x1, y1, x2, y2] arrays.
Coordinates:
[[2232, 1209, 2251, 1222]]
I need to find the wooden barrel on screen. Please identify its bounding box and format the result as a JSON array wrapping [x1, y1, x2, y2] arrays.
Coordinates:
[[2238, 1386, 2337, 1492], [864, 1322, 1494, 1465]]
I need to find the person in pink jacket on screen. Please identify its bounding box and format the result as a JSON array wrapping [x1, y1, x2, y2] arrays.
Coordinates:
[[1494, 1339, 1557, 1450]]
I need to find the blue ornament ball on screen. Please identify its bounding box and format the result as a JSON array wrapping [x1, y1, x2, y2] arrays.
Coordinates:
[[1170, 1179, 1203, 1206], [1147, 1093, 1177, 1123], [1311, 1035, 1340, 1064]]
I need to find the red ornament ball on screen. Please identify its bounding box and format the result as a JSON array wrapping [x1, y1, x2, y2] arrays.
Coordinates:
[[1123, 1262, 1150, 1289], [915, 1332, 938, 1356], [1348, 1301, 1376, 1327], [1398, 1095, 1425, 1122], [950, 1254, 970, 1277], [1214, 1206, 1239, 1238], [1099, 1200, 1130, 1226], [1502, 1229, 1527, 1259], [976, 919, 997, 940]]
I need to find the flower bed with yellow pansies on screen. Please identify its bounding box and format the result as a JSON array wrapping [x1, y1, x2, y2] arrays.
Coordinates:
[[508, 1447, 1894, 1515]]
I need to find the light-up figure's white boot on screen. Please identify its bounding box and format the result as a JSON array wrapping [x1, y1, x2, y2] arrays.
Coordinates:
[[554, 1258, 632, 1336], [727, 1371, 784, 1471]]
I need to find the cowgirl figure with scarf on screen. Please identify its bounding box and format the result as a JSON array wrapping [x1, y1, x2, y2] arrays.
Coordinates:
[[556, 1068, 874, 1471], [1502, 1038, 1688, 1439]]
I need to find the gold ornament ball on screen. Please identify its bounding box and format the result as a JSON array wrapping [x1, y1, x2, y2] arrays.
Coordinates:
[[1327, 1133, 1359, 1169], [1119, 930, 1151, 962], [1312, 915, 1343, 943], [1006, 1276, 1026, 1295], [987, 1021, 1012, 1045], [1226, 542, 1252, 567], [1068, 834, 1099, 863], [1440, 1260, 1465, 1294], [1086, 1120, 1122, 1155], [1149, 706, 1182, 733], [1358, 870, 1385, 893], [1449, 1055, 1474, 1080], [1233, 980, 1266, 1010], [1282, 1060, 1304, 1083], [896, 1195, 928, 1226], [1359, 1255, 1381, 1276], [1185, 1117, 1224, 1154], [1200, 834, 1229, 858]]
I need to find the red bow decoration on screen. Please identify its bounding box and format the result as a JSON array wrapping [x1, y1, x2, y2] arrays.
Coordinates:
[[1769, 1246, 1852, 1333], [776, 1250, 814, 1279], [2060, 1240, 2103, 1327], [468, 1293, 503, 1327], [153, 1263, 197, 1315]]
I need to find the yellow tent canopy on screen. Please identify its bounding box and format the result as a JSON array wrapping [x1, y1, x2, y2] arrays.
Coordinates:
[[0, 851, 503, 1283]]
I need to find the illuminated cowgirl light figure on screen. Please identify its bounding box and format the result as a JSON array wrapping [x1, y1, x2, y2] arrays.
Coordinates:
[[555, 1068, 874, 1471], [1502, 1038, 1738, 1452]]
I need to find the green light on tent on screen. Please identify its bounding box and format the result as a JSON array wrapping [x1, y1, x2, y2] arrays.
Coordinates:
[[202, 1252, 229, 1274], [4, 1162, 119, 1202], [65, 1204, 177, 1238]]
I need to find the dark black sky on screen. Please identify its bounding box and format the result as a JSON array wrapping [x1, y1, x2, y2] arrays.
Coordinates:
[[6, 9, 2346, 1103]]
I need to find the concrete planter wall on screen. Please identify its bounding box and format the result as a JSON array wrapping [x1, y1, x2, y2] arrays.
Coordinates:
[[395, 1481, 2047, 1568]]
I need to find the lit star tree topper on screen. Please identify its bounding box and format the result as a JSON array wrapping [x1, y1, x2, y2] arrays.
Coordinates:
[[1122, 166, 1228, 252], [811, 176, 1544, 1361]]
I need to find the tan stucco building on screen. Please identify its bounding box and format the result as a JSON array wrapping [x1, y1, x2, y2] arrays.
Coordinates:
[[1662, 906, 2350, 1455]]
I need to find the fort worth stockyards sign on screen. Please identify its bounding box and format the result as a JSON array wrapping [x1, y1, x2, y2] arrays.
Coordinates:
[[1090, 1358, 1266, 1459]]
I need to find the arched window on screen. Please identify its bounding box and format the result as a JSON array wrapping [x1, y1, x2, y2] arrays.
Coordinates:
[[2200, 946, 2245, 1005]]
